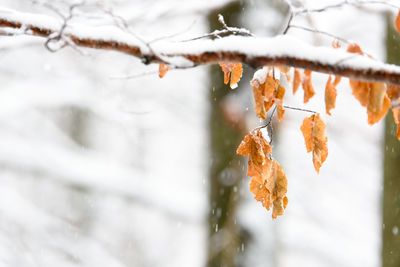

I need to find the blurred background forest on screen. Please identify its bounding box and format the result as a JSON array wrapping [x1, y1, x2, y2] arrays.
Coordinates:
[[0, 0, 399, 267]]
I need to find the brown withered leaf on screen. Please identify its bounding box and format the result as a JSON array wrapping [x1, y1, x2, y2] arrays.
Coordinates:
[[252, 81, 267, 119], [219, 62, 243, 89], [278, 66, 291, 82], [387, 84, 400, 101], [367, 83, 391, 125], [237, 130, 272, 184], [236, 133, 252, 156], [350, 80, 390, 125], [347, 43, 363, 54], [302, 70, 315, 103], [350, 80, 369, 107], [249, 160, 288, 219], [158, 64, 169, 78], [349, 71, 390, 124], [293, 68, 302, 95], [251, 73, 286, 120], [263, 76, 278, 112], [300, 114, 328, 173], [275, 84, 286, 120], [392, 106, 400, 140], [395, 10, 400, 35], [333, 76, 341, 86], [325, 76, 338, 116], [237, 131, 288, 218]]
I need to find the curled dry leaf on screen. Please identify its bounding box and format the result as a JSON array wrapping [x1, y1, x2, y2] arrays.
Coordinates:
[[346, 43, 363, 54], [346, 43, 390, 124], [325, 75, 338, 116], [158, 64, 169, 78], [302, 70, 315, 103], [237, 130, 288, 219], [249, 160, 288, 219], [392, 105, 400, 141], [278, 66, 291, 82], [368, 83, 391, 125], [275, 84, 286, 120], [395, 10, 400, 35], [293, 68, 302, 95], [219, 62, 243, 89], [237, 130, 272, 183], [387, 84, 400, 101], [349, 80, 390, 125], [250, 72, 286, 120], [300, 114, 328, 173]]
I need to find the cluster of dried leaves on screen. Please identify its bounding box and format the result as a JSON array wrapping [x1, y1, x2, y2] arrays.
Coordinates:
[[217, 42, 400, 219], [236, 130, 288, 219], [157, 15, 400, 218]]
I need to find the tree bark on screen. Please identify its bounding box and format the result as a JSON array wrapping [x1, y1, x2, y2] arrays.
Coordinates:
[[383, 15, 400, 267], [207, 2, 246, 267]]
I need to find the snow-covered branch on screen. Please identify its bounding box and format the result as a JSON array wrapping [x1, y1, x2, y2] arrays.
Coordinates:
[[2, 7, 400, 85]]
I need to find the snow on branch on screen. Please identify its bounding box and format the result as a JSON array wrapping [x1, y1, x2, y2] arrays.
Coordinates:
[[1, 7, 400, 85]]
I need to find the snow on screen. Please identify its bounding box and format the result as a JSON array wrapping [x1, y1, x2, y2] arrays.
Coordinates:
[[1, 6, 400, 80], [0, 0, 393, 266], [252, 66, 269, 85], [0, 0, 212, 266]]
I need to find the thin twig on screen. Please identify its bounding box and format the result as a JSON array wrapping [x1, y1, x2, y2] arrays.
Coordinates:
[[295, 0, 400, 15], [252, 106, 277, 132], [180, 14, 253, 42], [148, 20, 197, 44], [283, 12, 293, 35], [283, 105, 317, 113], [288, 25, 350, 43]]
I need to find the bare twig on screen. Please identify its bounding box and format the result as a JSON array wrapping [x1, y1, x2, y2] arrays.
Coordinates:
[[148, 20, 197, 44], [252, 106, 277, 145], [283, 12, 293, 35], [180, 14, 254, 42], [295, 0, 400, 15], [283, 105, 317, 114], [288, 25, 350, 43]]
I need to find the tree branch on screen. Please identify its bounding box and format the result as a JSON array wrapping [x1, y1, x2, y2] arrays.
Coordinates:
[[1, 8, 400, 85]]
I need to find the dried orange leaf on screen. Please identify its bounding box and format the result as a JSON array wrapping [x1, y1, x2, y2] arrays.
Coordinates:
[[278, 66, 291, 82], [350, 80, 390, 125], [333, 76, 341, 86], [252, 81, 267, 119], [302, 70, 315, 103], [158, 64, 169, 78], [395, 10, 400, 35], [237, 131, 288, 218], [236, 133, 252, 156], [237, 130, 272, 184], [392, 106, 400, 140], [251, 72, 286, 120], [300, 114, 328, 173], [219, 62, 243, 89], [275, 84, 286, 120], [346, 43, 363, 54], [249, 160, 288, 219], [293, 68, 302, 95], [387, 84, 400, 101], [325, 76, 337, 116], [367, 83, 390, 125], [350, 80, 370, 107]]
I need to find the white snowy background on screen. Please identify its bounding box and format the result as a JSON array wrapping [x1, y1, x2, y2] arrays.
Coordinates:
[[0, 0, 393, 267]]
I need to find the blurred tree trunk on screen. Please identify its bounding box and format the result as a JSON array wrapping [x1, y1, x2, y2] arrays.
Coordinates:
[[383, 16, 400, 267], [207, 2, 246, 267]]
